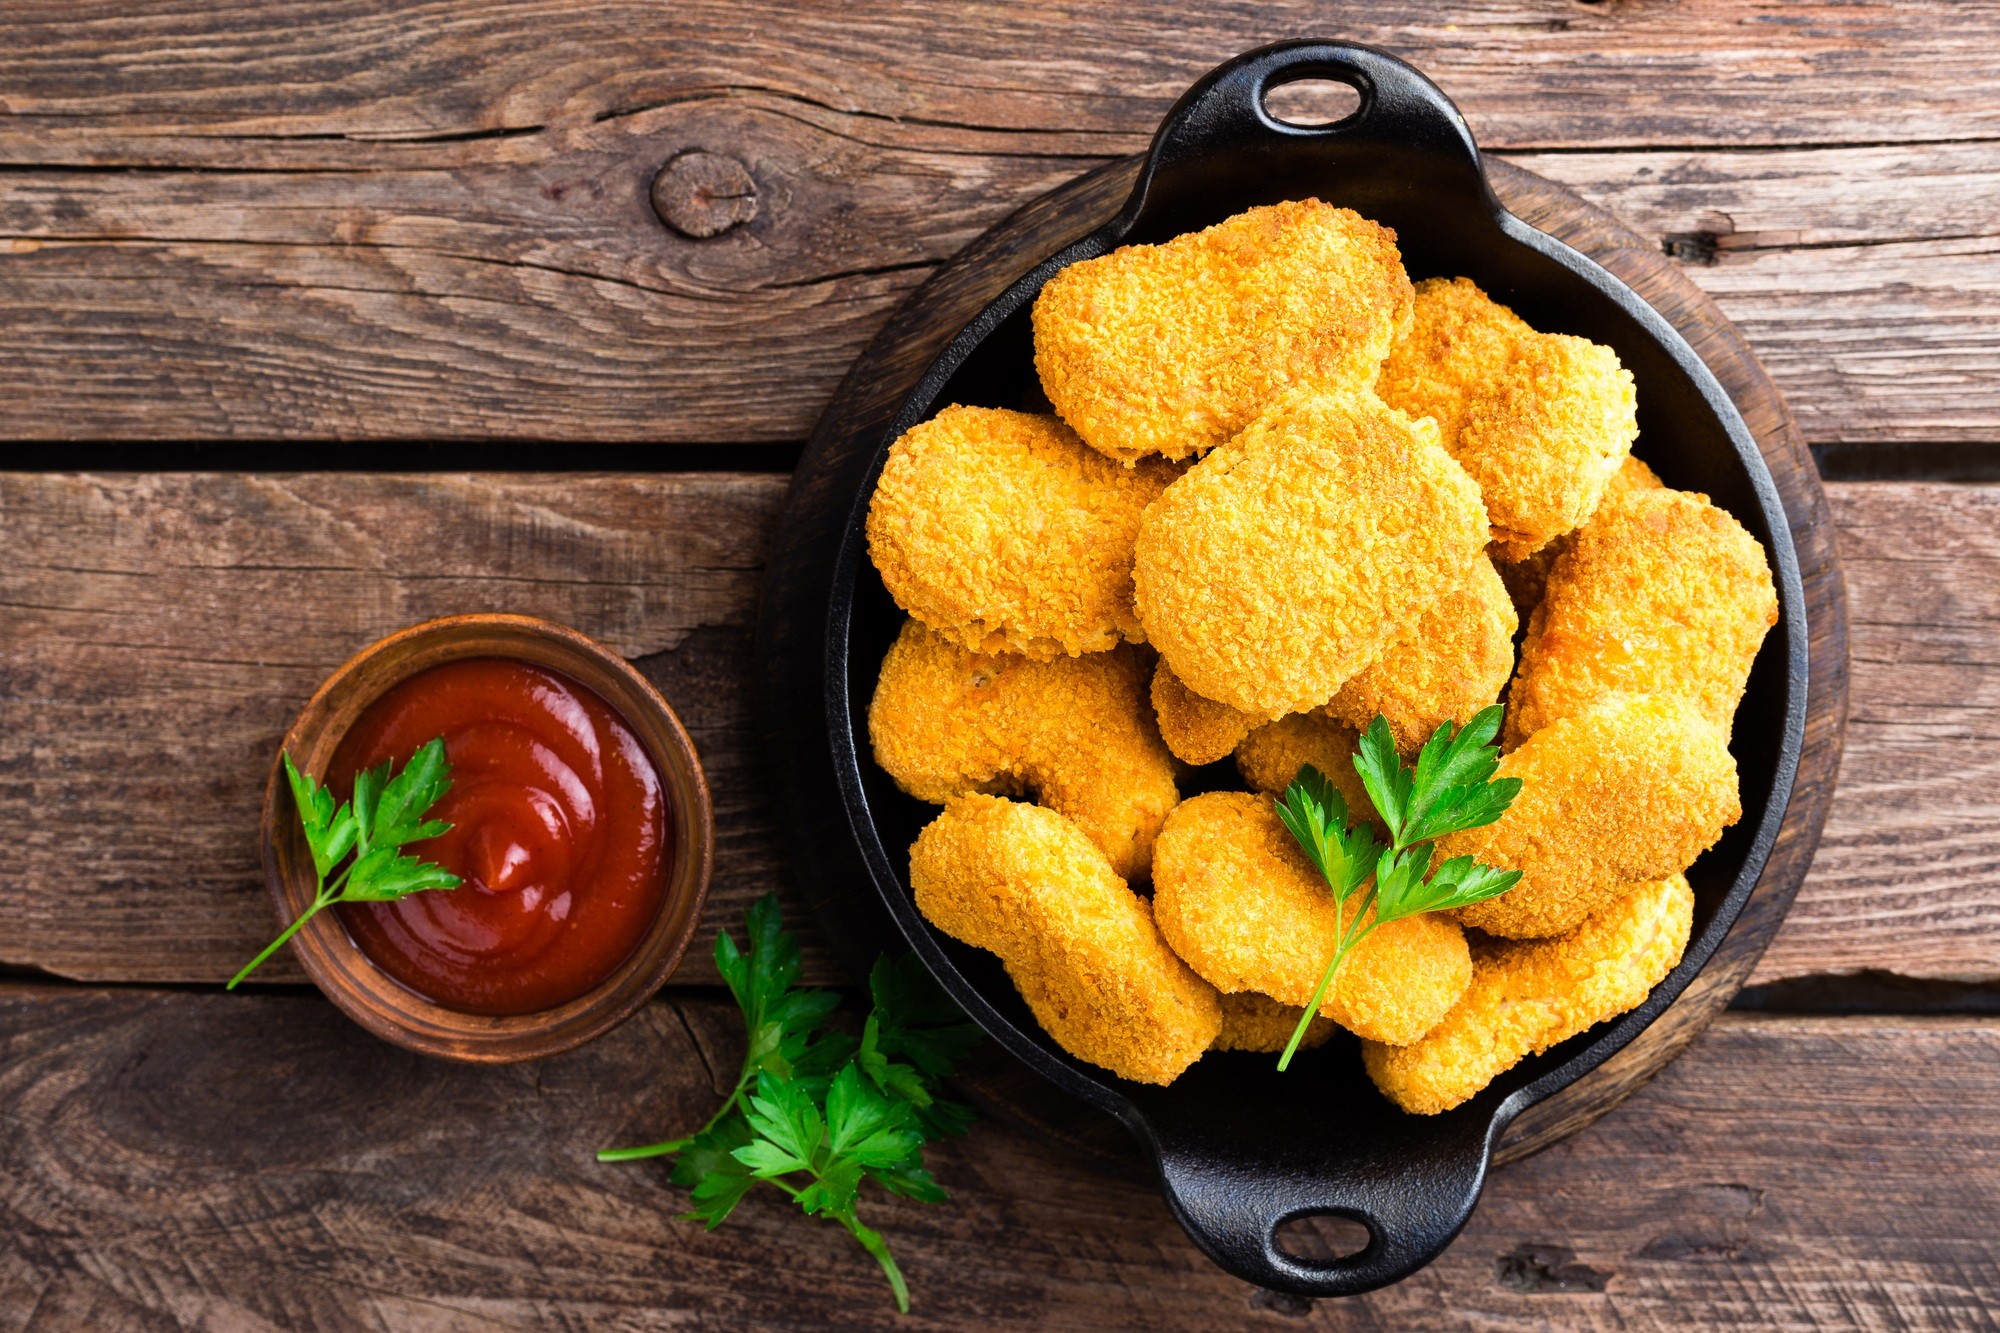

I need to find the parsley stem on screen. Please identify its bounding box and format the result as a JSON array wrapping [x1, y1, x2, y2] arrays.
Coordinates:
[[226, 887, 338, 990], [840, 1210, 911, 1314], [1276, 897, 1380, 1072], [597, 1063, 757, 1162]]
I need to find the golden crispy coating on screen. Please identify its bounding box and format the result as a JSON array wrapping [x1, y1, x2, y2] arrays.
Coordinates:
[[1235, 712, 1367, 801], [1151, 792, 1471, 1046], [1506, 487, 1778, 749], [1133, 389, 1488, 717], [1213, 991, 1338, 1054], [866, 405, 1180, 660], [1609, 454, 1666, 496], [868, 618, 1178, 880], [909, 796, 1222, 1085], [1493, 455, 1664, 616], [1365, 875, 1693, 1114], [1446, 694, 1739, 939], [1378, 277, 1637, 554], [1325, 557, 1517, 756], [1033, 200, 1414, 463], [1151, 659, 1259, 765]]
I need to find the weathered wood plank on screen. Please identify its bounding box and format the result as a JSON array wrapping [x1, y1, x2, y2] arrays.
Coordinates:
[[2, 989, 1995, 1330], [1506, 142, 2000, 254], [9, 1, 2000, 149], [1750, 482, 2000, 985], [4, 3, 2000, 443], [0, 94, 1085, 442], [0, 473, 1990, 988]]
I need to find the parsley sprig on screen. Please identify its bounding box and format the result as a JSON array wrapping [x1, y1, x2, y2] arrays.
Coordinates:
[[230, 739, 463, 989], [600, 894, 979, 1312], [1272, 705, 1524, 1069]]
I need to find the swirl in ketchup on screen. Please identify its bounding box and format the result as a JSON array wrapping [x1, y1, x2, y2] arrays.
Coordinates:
[[328, 657, 668, 1015]]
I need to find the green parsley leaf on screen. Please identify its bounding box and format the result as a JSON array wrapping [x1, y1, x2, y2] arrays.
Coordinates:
[[674, 1115, 757, 1229], [1271, 708, 1524, 1069], [1274, 766, 1381, 901], [230, 740, 462, 989], [1409, 853, 1524, 914], [597, 893, 978, 1313], [1352, 716, 1415, 842]]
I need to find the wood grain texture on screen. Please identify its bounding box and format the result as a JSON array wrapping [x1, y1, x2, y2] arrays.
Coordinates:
[[12, 475, 2000, 990], [4, 987, 1996, 1331], [3, 1, 1999, 442], [1751, 482, 2000, 985]]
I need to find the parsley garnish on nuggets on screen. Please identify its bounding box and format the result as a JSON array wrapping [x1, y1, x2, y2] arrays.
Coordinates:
[[1151, 791, 1473, 1048]]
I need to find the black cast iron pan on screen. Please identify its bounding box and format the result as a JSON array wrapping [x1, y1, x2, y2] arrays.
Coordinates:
[[757, 41, 1809, 1296]]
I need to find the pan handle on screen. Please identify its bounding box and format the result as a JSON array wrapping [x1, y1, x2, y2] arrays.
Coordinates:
[[1120, 40, 1492, 242], [1149, 1106, 1495, 1297]]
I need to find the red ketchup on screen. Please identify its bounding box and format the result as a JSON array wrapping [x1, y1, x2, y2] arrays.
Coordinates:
[[328, 657, 668, 1015]]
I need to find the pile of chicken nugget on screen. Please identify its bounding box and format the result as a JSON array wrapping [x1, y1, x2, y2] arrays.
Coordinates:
[[863, 199, 1779, 1114]]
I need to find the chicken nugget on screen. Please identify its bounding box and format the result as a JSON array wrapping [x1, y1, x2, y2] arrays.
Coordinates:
[[1033, 199, 1413, 463], [909, 795, 1222, 1085], [1325, 556, 1517, 756], [1378, 277, 1637, 555], [1364, 874, 1693, 1114], [1493, 454, 1664, 615], [1134, 389, 1488, 718], [1506, 486, 1778, 748], [866, 405, 1179, 660], [1446, 694, 1739, 939], [869, 618, 1178, 880], [1151, 659, 1259, 765], [1151, 792, 1471, 1046], [1212, 991, 1338, 1054]]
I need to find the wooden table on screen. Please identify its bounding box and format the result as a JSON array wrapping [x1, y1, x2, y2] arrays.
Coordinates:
[[4, 4, 1998, 1328]]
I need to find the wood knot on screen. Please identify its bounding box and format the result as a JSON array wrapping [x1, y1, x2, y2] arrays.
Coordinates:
[[651, 152, 758, 238]]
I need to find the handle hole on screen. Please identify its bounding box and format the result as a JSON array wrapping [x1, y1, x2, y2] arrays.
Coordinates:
[[1274, 1212, 1372, 1264], [1262, 78, 1362, 128]]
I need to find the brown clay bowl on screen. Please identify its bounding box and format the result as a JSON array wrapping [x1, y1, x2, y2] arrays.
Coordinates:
[[258, 613, 714, 1063]]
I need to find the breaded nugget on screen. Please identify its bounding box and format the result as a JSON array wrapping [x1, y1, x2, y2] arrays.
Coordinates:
[[1233, 713, 1374, 818], [1365, 874, 1693, 1114], [1151, 659, 1259, 765], [1325, 557, 1517, 756], [869, 618, 1177, 880], [1377, 277, 1637, 555], [1151, 792, 1471, 1046], [909, 795, 1222, 1085], [866, 405, 1179, 660], [1133, 389, 1488, 717], [1212, 991, 1338, 1054], [1445, 694, 1739, 939], [1033, 200, 1413, 463], [1506, 486, 1778, 749], [1493, 455, 1664, 615]]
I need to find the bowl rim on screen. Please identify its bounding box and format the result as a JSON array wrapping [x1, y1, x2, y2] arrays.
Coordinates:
[[257, 612, 715, 1064]]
